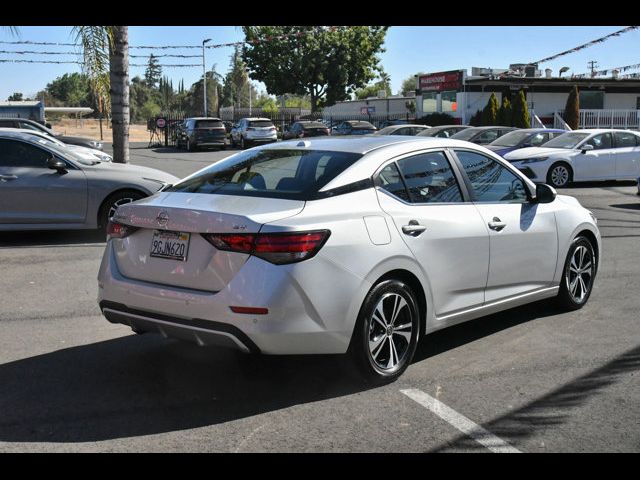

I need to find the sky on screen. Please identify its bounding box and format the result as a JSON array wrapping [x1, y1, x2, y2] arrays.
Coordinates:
[[1, 26, 638, 101]]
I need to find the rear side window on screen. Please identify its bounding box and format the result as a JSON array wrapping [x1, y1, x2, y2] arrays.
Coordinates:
[[377, 163, 410, 202], [614, 131, 639, 148], [0, 139, 52, 168], [455, 150, 528, 203], [167, 149, 362, 200], [195, 120, 223, 128], [248, 120, 274, 128]]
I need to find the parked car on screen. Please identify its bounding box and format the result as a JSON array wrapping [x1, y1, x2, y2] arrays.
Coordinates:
[[0, 117, 104, 150], [230, 118, 278, 149], [450, 126, 517, 145], [373, 124, 431, 136], [331, 120, 377, 136], [378, 119, 409, 129], [98, 136, 600, 382], [0, 130, 178, 232], [282, 121, 330, 140], [417, 125, 470, 138], [485, 128, 567, 157], [176, 117, 227, 151], [504, 129, 640, 188], [0, 128, 113, 162]]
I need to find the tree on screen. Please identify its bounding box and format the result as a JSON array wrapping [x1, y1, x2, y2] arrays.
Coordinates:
[[7, 92, 23, 101], [512, 89, 531, 128], [497, 96, 512, 126], [355, 69, 392, 100], [481, 93, 499, 126], [469, 109, 483, 126], [242, 26, 388, 112], [564, 85, 580, 129], [144, 54, 162, 88], [46, 73, 91, 106], [400, 72, 426, 96]]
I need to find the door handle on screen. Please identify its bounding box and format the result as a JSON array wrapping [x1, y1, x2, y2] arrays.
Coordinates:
[[488, 217, 507, 232], [402, 220, 427, 236], [0, 174, 18, 182]]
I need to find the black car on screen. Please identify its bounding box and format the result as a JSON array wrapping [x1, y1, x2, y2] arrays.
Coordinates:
[[0, 118, 103, 150], [331, 120, 377, 136], [417, 125, 471, 139], [449, 126, 517, 145], [176, 117, 227, 151], [283, 121, 330, 140]]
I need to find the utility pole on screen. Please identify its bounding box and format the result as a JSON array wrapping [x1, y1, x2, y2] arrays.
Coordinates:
[[202, 38, 211, 116], [588, 60, 599, 78]]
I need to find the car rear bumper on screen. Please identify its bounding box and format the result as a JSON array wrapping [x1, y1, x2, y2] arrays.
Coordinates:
[[97, 241, 362, 355]]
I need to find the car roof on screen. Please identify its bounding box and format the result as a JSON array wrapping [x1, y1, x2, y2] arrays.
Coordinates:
[[187, 117, 222, 121], [465, 126, 515, 131], [571, 128, 640, 134], [381, 124, 429, 129], [344, 120, 375, 127], [510, 128, 567, 133], [0, 129, 46, 142], [241, 117, 273, 121]]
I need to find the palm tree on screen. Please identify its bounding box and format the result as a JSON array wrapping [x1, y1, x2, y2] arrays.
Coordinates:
[[73, 26, 129, 164]]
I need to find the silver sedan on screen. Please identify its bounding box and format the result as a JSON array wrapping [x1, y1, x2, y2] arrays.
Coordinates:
[[98, 136, 601, 382], [0, 130, 179, 231]]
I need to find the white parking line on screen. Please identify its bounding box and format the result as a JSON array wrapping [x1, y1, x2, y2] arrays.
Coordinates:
[[400, 388, 521, 453]]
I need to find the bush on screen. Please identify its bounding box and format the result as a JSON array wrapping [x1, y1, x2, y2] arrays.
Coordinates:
[[481, 93, 499, 126], [497, 97, 512, 126], [512, 89, 530, 128], [469, 109, 483, 126], [415, 112, 456, 126]]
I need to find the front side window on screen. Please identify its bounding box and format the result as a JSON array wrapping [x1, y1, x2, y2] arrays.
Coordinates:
[[0, 139, 52, 168], [584, 133, 613, 150], [455, 150, 528, 203], [167, 149, 362, 200], [395, 151, 463, 203]]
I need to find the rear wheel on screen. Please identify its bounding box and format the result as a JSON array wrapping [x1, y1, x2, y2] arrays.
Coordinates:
[[547, 162, 572, 188], [556, 236, 596, 310], [98, 190, 145, 233], [240, 136, 246, 150], [349, 279, 420, 384]]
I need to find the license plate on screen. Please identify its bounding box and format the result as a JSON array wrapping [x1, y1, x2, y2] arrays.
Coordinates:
[[150, 230, 190, 261]]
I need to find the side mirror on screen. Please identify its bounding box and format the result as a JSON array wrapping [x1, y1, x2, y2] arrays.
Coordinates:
[[581, 144, 594, 153], [535, 183, 556, 203], [47, 156, 67, 173]]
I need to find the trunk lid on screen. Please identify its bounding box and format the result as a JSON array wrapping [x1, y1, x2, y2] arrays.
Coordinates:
[[111, 192, 304, 292]]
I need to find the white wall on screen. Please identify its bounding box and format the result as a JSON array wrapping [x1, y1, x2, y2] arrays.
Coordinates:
[[323, 97, 412, 116], [604, 93, 639, 110]]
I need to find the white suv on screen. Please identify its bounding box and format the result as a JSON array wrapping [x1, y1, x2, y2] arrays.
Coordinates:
[[230, 118, 277, 149]]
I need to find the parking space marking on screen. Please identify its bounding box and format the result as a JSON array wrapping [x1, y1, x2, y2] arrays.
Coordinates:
[[400, 388, 521, 453]]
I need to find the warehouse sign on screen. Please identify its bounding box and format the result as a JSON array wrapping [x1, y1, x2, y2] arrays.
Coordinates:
[[360, 106, 375, 114], [418, 70, 464, 92]]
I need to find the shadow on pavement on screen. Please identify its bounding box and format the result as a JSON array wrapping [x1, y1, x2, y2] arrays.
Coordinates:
[[428, 343, 640, 452], [0, 230, 105, 248], [564, 180, 637, 189], [610, 203, 640, 211]]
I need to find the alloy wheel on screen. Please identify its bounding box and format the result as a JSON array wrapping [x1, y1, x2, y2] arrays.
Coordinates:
[[108, 197, 136, 220], [566, 245, 594, 303], [367, 293, 413, 371], [551, 165, 569, 187]]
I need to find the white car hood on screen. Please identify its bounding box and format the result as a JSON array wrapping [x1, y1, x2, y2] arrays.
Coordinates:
[[504, 146, 571, 161]]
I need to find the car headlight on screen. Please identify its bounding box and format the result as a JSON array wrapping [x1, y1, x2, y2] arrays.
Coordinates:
[[96, 153, 112, 162], [519, 156, 549, 164]]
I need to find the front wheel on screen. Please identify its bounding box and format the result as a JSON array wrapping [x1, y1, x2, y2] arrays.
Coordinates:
[[349, 279, 420, 383], [547, 162, 572, 188], [556, 236, 596, 310], [98, 190, 145, 233]]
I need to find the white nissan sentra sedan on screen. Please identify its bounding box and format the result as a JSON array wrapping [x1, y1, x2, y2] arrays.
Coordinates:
[[504, 129, 640, 188], [98, 136, 601, 382]]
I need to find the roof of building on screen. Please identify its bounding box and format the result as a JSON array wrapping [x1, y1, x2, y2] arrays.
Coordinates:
[[0, 101, 43, 107]]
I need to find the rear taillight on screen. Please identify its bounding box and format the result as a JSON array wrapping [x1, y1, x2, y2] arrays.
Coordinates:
[[202, 230, 330, 265], [106, 220, 139, 240]]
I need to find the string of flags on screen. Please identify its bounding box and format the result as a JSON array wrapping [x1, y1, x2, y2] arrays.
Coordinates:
[[0, 58, 201, 67]]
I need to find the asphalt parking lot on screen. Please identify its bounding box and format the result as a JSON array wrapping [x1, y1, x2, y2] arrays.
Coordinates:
[[0, 142, 639, 452]]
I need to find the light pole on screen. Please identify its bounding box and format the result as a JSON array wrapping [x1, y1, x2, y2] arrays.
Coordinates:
[[202, 38, 211, 116]]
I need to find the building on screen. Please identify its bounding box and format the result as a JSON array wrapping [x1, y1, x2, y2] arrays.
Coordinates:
[[0, 100, 45, 123], [322, 93, 415, 119], [415, 68, 640, 129]]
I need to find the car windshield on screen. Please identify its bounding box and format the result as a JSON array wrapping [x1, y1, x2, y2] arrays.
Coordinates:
[[542, 132, 590, 149], [248, 120, 274, 128], [490, 131, 533, 147], [195, 120, 223, 128], [450, 128, 481, 141], [167, 148, 363, 200]]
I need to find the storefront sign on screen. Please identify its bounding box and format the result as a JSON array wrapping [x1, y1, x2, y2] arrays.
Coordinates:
[[418, 70, 464, 92]]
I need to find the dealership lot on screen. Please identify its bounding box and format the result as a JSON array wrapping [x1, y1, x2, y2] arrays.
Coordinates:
[[0, 143, 638, 452]]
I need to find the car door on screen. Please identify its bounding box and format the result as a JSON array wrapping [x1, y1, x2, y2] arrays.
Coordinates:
[[375, 149, 490, 317], [612, 131, 640, 179], [574, 132, 616, 181], [0, 139, 87, 224], [452, 149, 558, 303]]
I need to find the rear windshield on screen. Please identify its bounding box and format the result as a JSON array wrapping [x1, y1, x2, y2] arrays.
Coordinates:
[[302, 122, 327, 129], [351, 122, 375, 130], [249, 120, 274, 128], [195, 120, 223, 129], [450, 128, 482, 141], [167, 148, 363, 200]]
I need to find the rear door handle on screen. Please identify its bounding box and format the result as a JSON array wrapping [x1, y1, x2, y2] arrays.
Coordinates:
[[0, 174, 18, 182], [402, 221, 427, 236], [488, 217, 507, 231]]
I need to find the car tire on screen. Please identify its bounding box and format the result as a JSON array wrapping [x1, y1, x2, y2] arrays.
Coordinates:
[[348, 279, 420, 384], [241, 136, 246, 150], [547, 162, 572, 188], [98, 190, 145, 233], [555, 235, 597, 311]]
